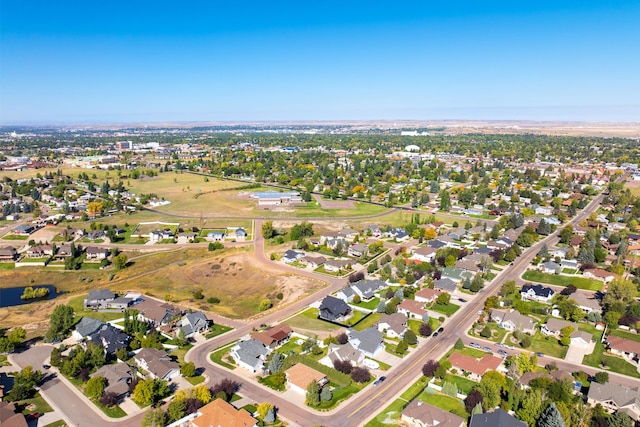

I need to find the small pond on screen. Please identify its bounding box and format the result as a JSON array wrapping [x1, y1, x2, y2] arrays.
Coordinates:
[[0, 285, 60, 308]]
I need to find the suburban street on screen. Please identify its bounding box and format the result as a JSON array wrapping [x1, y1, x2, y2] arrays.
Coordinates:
[[10, 180, 640, 427]]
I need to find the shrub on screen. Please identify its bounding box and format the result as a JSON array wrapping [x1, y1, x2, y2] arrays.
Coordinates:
[[351, 367, 371, 383], [333, 359, 353, 374], [207, 297, 220, 304], [336, 333, 349, 345], [419, 322, 432, 337], [258, 299, 273, 311], [422, 360, 439, 377]]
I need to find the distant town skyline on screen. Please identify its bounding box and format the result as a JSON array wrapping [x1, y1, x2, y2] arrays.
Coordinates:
[[1, 1, 639, 123]]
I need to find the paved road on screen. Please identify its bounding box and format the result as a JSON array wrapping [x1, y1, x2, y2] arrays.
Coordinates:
[[11, 345, 144, 427]]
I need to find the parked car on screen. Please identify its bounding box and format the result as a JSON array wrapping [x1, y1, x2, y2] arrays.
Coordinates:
[[482, 346, 492, 352], [495, 343, 503, 347], [498, 349, 508, 356], [470, 342, 481, 349], [433, 332, 439, 337], [536, 352, 544, 357], [458, 298, 467, 303], [437, 327, 444, 333]]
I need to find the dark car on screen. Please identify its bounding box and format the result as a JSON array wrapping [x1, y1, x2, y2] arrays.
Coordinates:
[[498, 349, 508, 356], [458, 298, 467, 303], [482, 346, 492, 352], [432, 332, 439, 337], [437, 327, 444, 333], [373, 376, 386, 386], [536, 352, 544, 357]]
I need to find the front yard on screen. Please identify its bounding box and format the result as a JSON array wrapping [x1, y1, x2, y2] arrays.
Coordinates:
[[522, 270, 602, 291]]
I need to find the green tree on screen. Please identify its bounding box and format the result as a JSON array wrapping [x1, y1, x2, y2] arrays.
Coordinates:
[[180, 362, 196, 377], [259, 299, 273, 311], [395, 339, 408, 354], [7, 365, 42, 401], [454, 338, 464, 350], [167, 398, 187, 422], [257, 402, 275, 419], [306, 379, 320, 407], [608, 411, 633, 427], [476, 370, 506, 410], [142, 408, 167, 427], [559, 326, 574, 346], [268, 352, 284, 374], [594, 371, 609, 384], [404, 330, 418, 345], [436, 293, 450, 305], [439, 190, 451, 211], [50, 347, 62, 367], [537, 402, 566, 427], [262, 221, 275, 239], [85, 376, 106, 400], [320, 385, 333, 402], [46, 304, 75, 341], [113, 253, 128, 270], [517, 388, 545, 426], [133, 379, 170, 406]]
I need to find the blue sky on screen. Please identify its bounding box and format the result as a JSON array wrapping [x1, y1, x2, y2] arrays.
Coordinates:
[[1, 1, 639, 123]]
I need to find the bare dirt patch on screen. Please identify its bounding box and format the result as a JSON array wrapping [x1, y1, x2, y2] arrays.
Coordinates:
[[625, 180, 640, 197], [312, 194, 356, 209]]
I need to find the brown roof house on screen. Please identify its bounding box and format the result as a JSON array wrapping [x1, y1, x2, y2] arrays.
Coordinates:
[[401, 399, 465, 427], [449, 353, 503, 381], [607, 336, 640, 365], [189, 398, 258, 427], [135, 297, 182, 326], [251, 323, 293, 350], [285, 363, 328, 394]]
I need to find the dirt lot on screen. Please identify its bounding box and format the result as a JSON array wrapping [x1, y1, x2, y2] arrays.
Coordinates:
[[312, 194, 355, 209], [625, 180, 640, 197], [0, 247, 325, 329]]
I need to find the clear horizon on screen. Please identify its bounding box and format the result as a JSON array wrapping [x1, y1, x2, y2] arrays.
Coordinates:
[[1, 1, 639, 123]]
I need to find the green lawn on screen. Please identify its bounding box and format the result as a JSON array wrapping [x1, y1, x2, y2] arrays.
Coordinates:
[[583, 341, 640, 378], [468, 322, 507, 343], [522, 270, 602, 291], [2, 234, 29, 240], [527, 332, 567, 358], [431, 302, 460, 317], [18, 393, 53, 414], [94, 399, 127, 418], [353, 313, 381, 331], [258, 374, 286, 391], [205, 324, 233, 339], [352, 297, 381, 310], [0, 262, 15, 270], [43, 421, 67, 427], [186, 375, 206, 385], [344, 310, 368, 326], [286, 308, 341, 332], [417, 389, 467, 418], [434, 374, 477, 395], [0, 354, 10, 367], [210, 341, 237, 370]]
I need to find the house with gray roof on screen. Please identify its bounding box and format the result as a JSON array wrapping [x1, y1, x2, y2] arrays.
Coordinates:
[[336, 287, 356, 303], [441, 267, 473, 284], [347, 327, 383, 357], [72, 317, 105, 342], [348, 243, 368, 258], [541, 318, 576, 337], [84, 289, 116, 309], [378, 313, 408, 339], [134, 348, 180, 381], [434, 278, 458, 294], [588, 383, 640, 421], [490, 309, 536, 334], [91, 363, 135, 400], [283, 250, 304, 264], [350, 279, 386, 300], [469, 408, 526, 427], [539, 261, 561, 274], [230, 339, 271, 373], [88, 324, 131, 355], [319, 296, 351, 322], [321, 342, 365, 368], [180, 311, 210, 337], [521, 283, 555, 303]]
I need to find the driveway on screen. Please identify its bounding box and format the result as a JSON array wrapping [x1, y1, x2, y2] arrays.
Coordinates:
[[565, 341, 596, 364]]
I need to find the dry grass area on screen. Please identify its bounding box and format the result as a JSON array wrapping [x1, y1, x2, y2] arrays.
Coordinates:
[[626, 180, 640, 197], [0, 246, 325, 329]]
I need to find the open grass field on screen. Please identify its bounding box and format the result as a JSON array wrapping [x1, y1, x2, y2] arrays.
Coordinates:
[[0, 246, 326, 331], [522, 270, 603, 291]]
